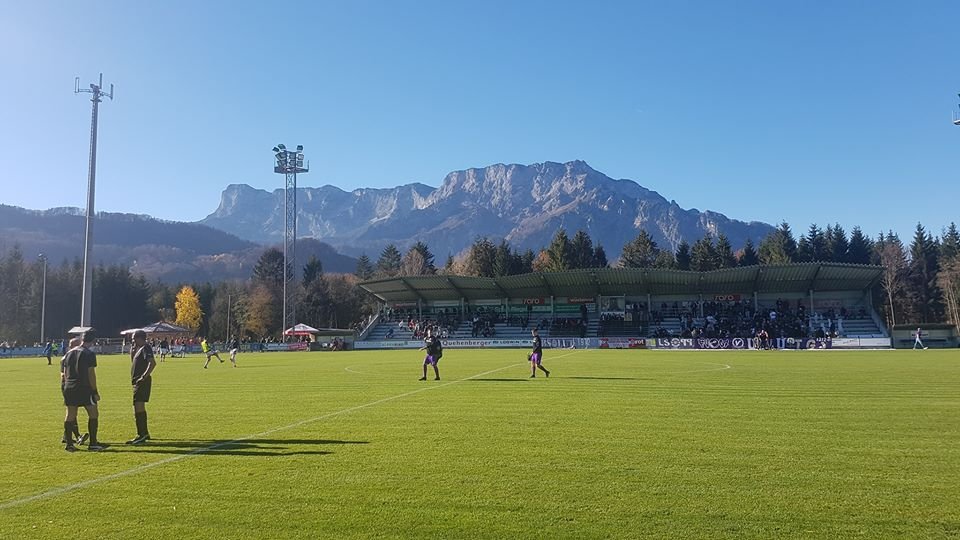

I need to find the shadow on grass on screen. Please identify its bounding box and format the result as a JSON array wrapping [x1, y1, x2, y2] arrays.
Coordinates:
[[565, 376, 646, 381], [115, 438, 368, 457], [469, 378, 529, 382]]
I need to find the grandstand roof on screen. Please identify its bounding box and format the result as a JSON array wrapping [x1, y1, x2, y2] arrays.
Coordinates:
[[358, 263, 884, 303]]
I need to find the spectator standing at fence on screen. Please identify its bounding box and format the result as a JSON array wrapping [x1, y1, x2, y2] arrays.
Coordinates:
[[529, 328, 550, 378], [60, 330, 107, 452], [43, 341, 52, 365], [913, 327, 928, 350], [127, 330, 156, 445]]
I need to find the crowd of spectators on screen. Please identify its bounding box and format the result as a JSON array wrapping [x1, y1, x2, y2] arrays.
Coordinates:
[[649, 298, 869, 344]]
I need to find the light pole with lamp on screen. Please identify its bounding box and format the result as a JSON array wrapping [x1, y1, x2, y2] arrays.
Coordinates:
[[38, 254, 47, 343]]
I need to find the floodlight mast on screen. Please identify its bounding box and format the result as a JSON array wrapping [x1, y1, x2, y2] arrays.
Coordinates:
[[954, 93, 960, 126], [273, 144, 309, 335], [75, 73, 114, 327]]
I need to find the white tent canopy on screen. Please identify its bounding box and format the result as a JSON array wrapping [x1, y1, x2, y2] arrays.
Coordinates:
[[120, 321, 192, 336], [283, 323, 320, 336]]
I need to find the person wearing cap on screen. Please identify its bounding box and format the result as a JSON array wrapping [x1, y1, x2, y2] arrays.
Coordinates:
[[128, 329, 157, 445], [60, 329, 107, 451]]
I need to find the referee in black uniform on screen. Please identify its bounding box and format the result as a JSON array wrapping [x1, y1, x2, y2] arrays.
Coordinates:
[[128, 329, 156, 445], [61, 329, 107, 451]]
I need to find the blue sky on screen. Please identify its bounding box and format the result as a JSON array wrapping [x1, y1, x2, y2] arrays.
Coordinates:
[[1, 0, 957, 241]]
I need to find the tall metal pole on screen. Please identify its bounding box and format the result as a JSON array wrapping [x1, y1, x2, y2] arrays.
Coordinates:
[[75, 74, 113, 327], [273, 144, 308, 337], [39, 254, 47, 342]]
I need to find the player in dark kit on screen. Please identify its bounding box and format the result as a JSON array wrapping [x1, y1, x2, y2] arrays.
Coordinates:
[[127, 329, 157, 445], [59, 337, 87, 445], [60, 330, 107, 451], [418, 327, 442, 381], [528, 328, 550, 378]]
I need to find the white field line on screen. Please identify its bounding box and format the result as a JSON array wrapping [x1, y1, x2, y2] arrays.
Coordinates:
[[1, 354, 576, 512], [661, 362, 732, 374]]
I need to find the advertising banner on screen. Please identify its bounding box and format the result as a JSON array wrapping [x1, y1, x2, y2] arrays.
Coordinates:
[[713, 294, 742, 302], [598, 337, 647, 349], [264, 342, 309, 352], [653, 337, 832, 350]]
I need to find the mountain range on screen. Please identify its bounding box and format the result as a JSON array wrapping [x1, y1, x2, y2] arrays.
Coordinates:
[[202, 160, 774, 258], [0, 205, 357, 283], [3, 160, 776, 282]]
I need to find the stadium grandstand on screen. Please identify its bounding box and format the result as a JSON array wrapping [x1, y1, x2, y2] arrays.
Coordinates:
[[357, 263, 890, 350]]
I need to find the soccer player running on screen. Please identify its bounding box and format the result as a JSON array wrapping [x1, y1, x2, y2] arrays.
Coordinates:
[[127, 330, 157, 445], [418, 327, 442, 381], [201, 337, 224, 368], [60, 330, 107, 451], [913, 327, 928, 349], [159, 338, 169, 362], [228, 337, 240, 367], [529, 328, 550, 378]]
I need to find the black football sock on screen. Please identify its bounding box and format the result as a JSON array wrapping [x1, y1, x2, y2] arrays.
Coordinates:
[[88, 418, 99, 444], [135, 411, 147, 437], [64, 421, 74, 445], [70, 420, 81, 438]]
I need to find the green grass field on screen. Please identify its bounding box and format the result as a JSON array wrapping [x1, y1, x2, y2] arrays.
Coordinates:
[[1, 348, 958, 539]]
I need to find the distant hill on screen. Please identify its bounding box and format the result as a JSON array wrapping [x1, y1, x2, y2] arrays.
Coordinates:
[[201, 160, 775, 258], [0, 205, 357, 283]]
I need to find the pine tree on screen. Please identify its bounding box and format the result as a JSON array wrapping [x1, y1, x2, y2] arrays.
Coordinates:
[[738, 238, 759, 266], [758, 222, 797, 264], [302, 256, 324, 288], [715, 234, 737, 268], [827, 224, 849, 263], [690, 235, 718, 272], [252, 247, 285, 288], [545, 229, 573, 271], [592, 245, 608, 268], [620, 230, 660, 268], [797, 224, 827, 262], [940, 223, 960, 263], [907, 224, 943, 323], [465, 237, 497, 277], [355, 255, 374, 280], [675, 240, 692, 270], [847, 227, 873, 265], [570, 230, 596, 269], [410, 241, 436, 274], [376, 244, 402, 278]]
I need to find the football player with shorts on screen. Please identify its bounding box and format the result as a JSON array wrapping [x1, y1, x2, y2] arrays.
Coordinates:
[[418, 327, 442, 381], [60, 330, 107, 451], [528, 328, 550, 378]]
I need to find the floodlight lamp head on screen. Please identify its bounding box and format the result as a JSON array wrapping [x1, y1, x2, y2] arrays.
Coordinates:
[[272, 146, 280, 153], [296, 145, 303, 152], [277, 144, 286, 150]]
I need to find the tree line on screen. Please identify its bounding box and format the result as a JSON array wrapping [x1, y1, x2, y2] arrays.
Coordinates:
[[1, 221, 958, 343]]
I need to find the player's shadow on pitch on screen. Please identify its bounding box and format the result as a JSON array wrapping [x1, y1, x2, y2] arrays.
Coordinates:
[[470, 378, 529, 382], [124, 438, 368, 457], [565, 376, 645, 380]]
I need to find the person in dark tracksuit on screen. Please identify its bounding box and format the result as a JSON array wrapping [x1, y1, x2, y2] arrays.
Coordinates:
[[127, 330, 156, 445]]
